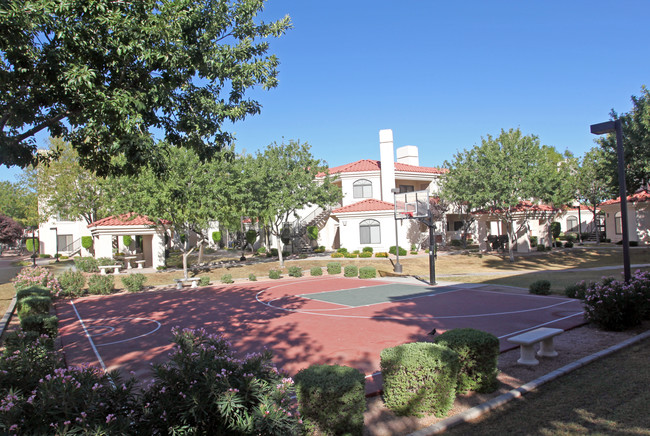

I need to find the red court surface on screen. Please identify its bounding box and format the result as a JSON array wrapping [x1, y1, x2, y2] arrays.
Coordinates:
[[55, 277, 586, 394]]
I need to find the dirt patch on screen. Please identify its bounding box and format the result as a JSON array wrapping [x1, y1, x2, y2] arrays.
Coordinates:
[[363, 321, 650, 436]]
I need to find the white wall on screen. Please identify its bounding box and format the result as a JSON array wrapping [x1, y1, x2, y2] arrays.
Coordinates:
[[39, 218, 92, 257]]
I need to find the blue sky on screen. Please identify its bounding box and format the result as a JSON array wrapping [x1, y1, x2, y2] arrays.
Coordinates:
[[2, 0, 649, 182]]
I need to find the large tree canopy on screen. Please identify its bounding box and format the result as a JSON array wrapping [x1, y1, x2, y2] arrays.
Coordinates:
[[0, 0, 291, 176], [0, 214, 23, 245], [597, 86, 650, 193]]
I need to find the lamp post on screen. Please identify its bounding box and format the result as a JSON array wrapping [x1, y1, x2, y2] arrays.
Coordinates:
[[50, 227, 59, 262], [391, 188, 402, 274], [590, 119, 631, 282]]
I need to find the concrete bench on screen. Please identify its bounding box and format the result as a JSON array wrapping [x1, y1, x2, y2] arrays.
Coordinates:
[[135, 260, 146, 269], [507, 327, 563, 365], [99, 265, 122, 275], [175, 278, 200, 289]]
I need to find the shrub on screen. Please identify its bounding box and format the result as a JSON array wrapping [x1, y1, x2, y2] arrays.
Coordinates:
[[17, 295, 51, 319], [212, 230, 221, 245], [536, 244, 546, 252], [12, 266, 60, 294], [389, 246, 407, 256], [310, 267, 323, 276], [564, 280, 591, 299], [344, 252, 358, 258], [381, 342, 459, 417], [336, 247, 348, 254], [362, 246, 374, 253], [314, 246, 326, 253], [330, 252, 344, 258], [450, 239, 462, 247], [358, 251, 372, 258], [97, 257, 115, 266], [16, 285, 50, 301], [529, 280, 552, 295], [583, 271, 650, 330], [0, 332, 62, 393], [269, 269, 282, 279], [295, 364, 365, 435], [74, 256, 99, 272], [344, 265, 358, 277], [39, 253, 51, 258], [288, 266, 303, 277], [58, 270, 86, 297], [137, 327, 301, 435], [257, 246, 267, 255], [87, 274, 114, 295], [249, 273, 257, 281], [20, 314, 59, 337], [564, 241, 574, 248], [121, 273, 147, 293], [327, 262, 341, 275], [375, 252, 389, 258], [25, 238, 39, 253], [433, 328, 499, 394], [359, 266, 376, 279], [530, 236, 538, 247], [220, 273, 234, 284], [270, 248, 279, 257], [123, 235, 132, 247], [199, 276, 210, 286]]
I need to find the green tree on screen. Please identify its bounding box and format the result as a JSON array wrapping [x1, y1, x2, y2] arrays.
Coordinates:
[[0, 0, 291, 176], [113, 146, 231, 278], [243, 141, 341, 267], [597, 86, 650, 193], [0, 180, 38, 227], [23, 138, 110, 225], [440, 150, 479, 249], [444, 128, 555, 262], [575, 147, 616, 243]]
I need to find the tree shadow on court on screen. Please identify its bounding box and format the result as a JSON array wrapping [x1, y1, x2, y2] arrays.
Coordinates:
[[56, 283, 378, 382]]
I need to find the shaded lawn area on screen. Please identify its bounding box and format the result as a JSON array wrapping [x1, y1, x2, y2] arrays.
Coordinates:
[[445, 337, 650, 435]]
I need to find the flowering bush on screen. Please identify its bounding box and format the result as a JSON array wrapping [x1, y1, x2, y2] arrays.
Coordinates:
[[583, 270, 650, 331], [58, 270, 86, 298], [12, 267, 60, 295], [136, 327, 302, 435], [0, 366, 138, 435], [0, 332, 62, 393]]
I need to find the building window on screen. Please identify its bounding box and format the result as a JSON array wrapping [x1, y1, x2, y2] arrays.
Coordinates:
[[453, 221, 464, 231], [399, 185, 414, 193], [566, 216, 578, 232], [614, 212, 622, 235], [360, 219, 380, 244], [353, 179, 372, 198], [57, 234, 74, 251]]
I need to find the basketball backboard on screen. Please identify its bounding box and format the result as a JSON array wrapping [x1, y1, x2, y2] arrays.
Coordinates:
[[393, 189, 430, 220]]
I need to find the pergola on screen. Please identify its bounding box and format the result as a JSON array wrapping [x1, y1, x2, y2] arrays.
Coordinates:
[[87, 213, 168, 269]]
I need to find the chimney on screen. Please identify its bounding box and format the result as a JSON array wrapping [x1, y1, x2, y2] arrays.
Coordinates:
[[379, 129, 396, 202], [396, 145, 419, 166]]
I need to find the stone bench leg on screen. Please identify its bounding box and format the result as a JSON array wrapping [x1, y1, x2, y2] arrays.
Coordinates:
[[538, 337, 558, 357], [176, 281, 183, 290], [137, 263, 143, 269], [517, 344, 539, 365], [100, 269, 107, 275], [190, 281, 198, 288], [113, 267, 120, 274]]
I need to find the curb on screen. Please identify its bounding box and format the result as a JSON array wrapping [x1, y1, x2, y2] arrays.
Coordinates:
[[0, 296, 17, 339], [408, 329, 650, 435]]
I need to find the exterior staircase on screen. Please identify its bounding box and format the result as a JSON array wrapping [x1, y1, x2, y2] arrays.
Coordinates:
[[286, 207, 332, 253]]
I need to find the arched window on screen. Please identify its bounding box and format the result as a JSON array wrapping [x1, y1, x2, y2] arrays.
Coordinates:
[[360, 219, 380, 244], [353, 179, 372, 199], [615, 212, 622, 234], [566, 216, 578, 232]]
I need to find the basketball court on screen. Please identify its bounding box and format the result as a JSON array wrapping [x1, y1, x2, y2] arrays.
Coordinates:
[[56, 276, 586, 394]]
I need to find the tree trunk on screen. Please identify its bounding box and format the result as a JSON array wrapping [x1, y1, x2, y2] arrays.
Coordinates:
[[508, 220, 516, 262], [197, 239, 204, 265], [182, 251, 189, 279], [277, 237, 284, 268]]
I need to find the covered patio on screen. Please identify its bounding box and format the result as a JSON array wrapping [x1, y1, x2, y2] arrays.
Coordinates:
[[87, 213, 168, 270]]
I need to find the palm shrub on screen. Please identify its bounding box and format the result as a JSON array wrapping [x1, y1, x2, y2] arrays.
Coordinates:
[[295, 364, 365, 436], [87, 275, 114, 295], [58, 270, 86, 297], [121, 273, 147, 293], [136, 327, 302, 435], [381, 342, 459, 417], [433, 328, 499, 394]]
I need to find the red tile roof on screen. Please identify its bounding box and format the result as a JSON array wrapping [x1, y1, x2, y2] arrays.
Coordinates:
[[475, 201, 557, 215], [88, 213, 166, 228], [332, 199, 395, 214], [324, 159, 445, 176], [602, 189, 650, 205]]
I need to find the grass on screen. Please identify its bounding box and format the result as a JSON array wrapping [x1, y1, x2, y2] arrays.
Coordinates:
[[445, 337, 650, 435]]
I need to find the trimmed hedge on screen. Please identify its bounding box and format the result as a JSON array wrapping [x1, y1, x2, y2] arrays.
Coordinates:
[[381, 342, 459, 417], [20, 314, 59, 337], [310, 267, 323, 276], [433, 328, 499, 394], [295, 364, 365, 436], [529, 279, 551, 295], [327, 262, 341, 275], [344, 265, 358, 277], [362, 246, 374, 253], [17, 295, 51, 319], [288, 266, 303, 277], [359, 266, 376, 279], [16, 285, 51, 301]]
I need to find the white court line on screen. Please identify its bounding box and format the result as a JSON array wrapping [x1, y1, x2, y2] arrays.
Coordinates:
[[85, 318, 162, 347], [70, 300, 114, 387], [497, 312, 585, 339]]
